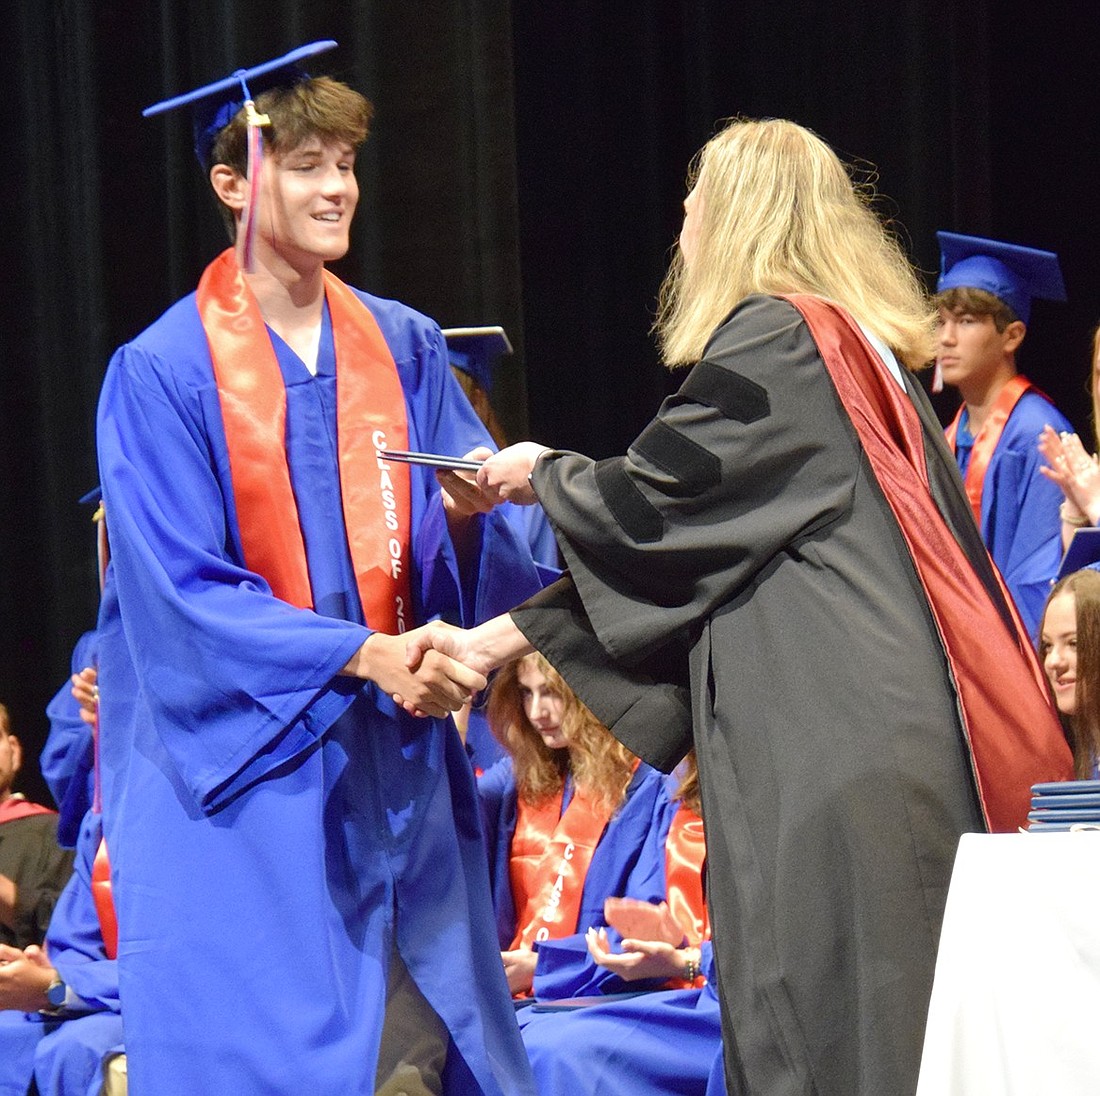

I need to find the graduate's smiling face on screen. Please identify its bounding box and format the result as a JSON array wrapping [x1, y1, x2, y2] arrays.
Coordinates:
[[517, 660, 568, 751], [1041, 591, 1078, 717], [247, 136, 359, 271]]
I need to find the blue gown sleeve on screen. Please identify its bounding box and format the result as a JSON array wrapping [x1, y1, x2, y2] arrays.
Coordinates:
[[476, 759, 521, 948], [45, 812, 118, 1014], [41, 631, 99, 847], [982, 398, 1071, 637]]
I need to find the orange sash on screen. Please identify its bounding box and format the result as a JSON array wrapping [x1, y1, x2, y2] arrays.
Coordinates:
[[91, 838, 118, 961], [195, 249, 414, 633], [665, 806, 708, 946], [509, 781, 616, 950], [944, 374, 1038, 526]]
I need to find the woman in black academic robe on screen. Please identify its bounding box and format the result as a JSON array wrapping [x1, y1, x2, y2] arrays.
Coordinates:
[[408, 118, 1072, 1096]]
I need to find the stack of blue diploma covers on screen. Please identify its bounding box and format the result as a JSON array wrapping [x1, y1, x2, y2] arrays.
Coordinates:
[[1027, 780, 1100, 831]]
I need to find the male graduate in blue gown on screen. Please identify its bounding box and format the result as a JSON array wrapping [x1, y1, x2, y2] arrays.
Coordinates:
[[94, 41, 539, 1095], [934, 232, 1071, 636]]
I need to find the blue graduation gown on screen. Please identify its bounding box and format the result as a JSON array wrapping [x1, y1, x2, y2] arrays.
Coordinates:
[[95, 288, 539, 1095], [518, 942, 721, 1096], [529, 786, 703, 1000], [952, 390, 1071, 636], [0, 1011, 41, 1096], [0, 810, 120, 1096], [477, 759, 668, 962], [32, 810, 123, 1096], [41, 630, 99, 848]]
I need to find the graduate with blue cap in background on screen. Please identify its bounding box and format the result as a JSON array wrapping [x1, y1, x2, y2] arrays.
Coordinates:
[[94, 39, 541, 1096], [934, 231, 1072, 637]]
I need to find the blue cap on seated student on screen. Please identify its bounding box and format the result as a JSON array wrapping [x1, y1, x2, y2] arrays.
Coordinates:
[[443, 326, 514, 450], [443, 327, 513, 394], [933, 232, 1072, 640], [936, 232, 1066, 326]]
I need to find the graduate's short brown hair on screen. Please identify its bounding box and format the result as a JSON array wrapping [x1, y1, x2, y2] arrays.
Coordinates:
[[208, 75, 372, 174], [934, 286, 1020, 333]]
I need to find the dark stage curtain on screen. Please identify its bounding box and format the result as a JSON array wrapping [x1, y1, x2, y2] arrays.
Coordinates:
[[4, 0, 1099, 803]]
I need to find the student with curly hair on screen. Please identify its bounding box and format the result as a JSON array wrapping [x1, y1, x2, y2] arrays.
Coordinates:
[[477, 654, 666, 998]]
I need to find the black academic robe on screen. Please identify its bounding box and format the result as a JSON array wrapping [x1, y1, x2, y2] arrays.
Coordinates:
[[511, 294, 1050, 1095], [0, 811, 74, 949]]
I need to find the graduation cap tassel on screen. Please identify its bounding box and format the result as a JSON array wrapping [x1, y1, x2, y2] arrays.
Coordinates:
[[240, 98, 270, 274]]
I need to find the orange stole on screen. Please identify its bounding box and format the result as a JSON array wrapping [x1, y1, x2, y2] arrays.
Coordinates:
[[509, 781, 617, 950], [195, 249, 414, 633], [91, 838, 118, 961], [665, 806, 708, 946], [944, 374, 1039, 526]]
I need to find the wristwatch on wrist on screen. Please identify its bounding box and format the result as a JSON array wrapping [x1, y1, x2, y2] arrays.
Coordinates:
[[44, 976, 67, 1009]]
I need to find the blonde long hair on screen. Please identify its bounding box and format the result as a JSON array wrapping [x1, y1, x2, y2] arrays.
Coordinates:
[[656, 118, 936, 372], [487, 653, 638, 812]]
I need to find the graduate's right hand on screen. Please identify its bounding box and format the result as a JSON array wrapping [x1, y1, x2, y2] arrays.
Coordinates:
[[343, 631, 486, 719]]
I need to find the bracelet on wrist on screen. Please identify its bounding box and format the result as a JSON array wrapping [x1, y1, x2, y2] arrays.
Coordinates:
[[682, 950, 700, 983], [1060, 501, 1091, 528]]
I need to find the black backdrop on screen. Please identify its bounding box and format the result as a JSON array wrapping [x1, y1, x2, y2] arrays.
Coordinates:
[[4, 0, 1098, 804]]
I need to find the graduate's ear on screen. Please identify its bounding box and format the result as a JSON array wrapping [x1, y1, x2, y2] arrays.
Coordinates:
[[1002, 319, 1027, 356], [210, 164, 248, 214]]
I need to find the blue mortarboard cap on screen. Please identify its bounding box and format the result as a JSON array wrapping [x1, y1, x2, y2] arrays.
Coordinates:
[[936, 231, 1066, 325], [143, 40, 338, 166], [442, 326, 513, 393], [78, 486, 102, 506]]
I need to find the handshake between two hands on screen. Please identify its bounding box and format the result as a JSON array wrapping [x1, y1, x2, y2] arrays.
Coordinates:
[[346, 441, 550, 717], [343, 609, 498, 721]]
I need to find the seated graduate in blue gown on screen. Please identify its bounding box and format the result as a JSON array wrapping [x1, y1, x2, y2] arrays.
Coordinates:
[[477, 653, 667, 997], [517, 756, 722, 1095], [40, 491, 108, 852], [93, 41, 541, 1096], [527, 754, 707, 1000], [934, 232, 1072, 637], [0, 806, 121, 1096]]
